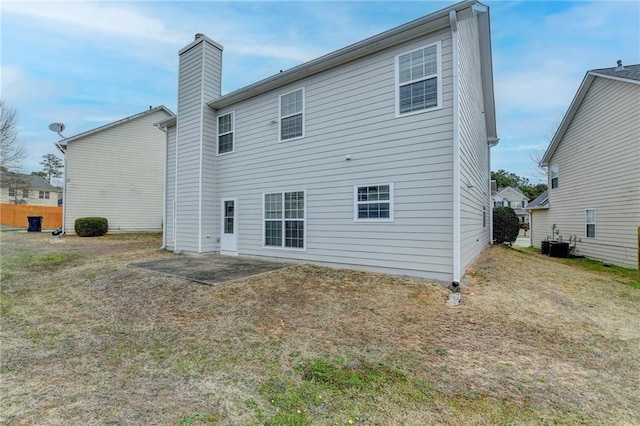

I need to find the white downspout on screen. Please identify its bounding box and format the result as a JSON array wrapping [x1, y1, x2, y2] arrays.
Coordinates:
[[56, 142, 67, 234], [156, 123, 168, 249], [449, 10, 461, 285]]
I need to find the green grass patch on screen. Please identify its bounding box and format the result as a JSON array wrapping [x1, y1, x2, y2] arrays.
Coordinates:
[[1, 252, 78, 278], [561, 257, 639, 288], [257, 356, 430, 424], [176, 411, 219, 425], [514, 246, 639, 289]]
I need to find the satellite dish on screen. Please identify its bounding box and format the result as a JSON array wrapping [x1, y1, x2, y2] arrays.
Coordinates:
[[48, 123, 65, 133]]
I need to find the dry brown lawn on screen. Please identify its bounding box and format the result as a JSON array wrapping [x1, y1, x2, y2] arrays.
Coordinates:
[[1, 231, 638, 425]]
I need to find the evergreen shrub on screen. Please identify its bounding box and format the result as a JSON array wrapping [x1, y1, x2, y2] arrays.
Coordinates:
[[74, 217, 108, 237]]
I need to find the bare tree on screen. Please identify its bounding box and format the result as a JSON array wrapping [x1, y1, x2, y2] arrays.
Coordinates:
[[0, 100, 28, 172]]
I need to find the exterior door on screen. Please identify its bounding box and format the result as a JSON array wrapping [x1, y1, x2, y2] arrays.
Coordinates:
[[220, 197, 238, 255]]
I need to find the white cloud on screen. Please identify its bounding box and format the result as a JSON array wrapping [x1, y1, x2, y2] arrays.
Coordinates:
[[2, 1, 185, 46]]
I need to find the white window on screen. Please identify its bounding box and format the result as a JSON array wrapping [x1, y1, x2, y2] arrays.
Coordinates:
[[483, 205, 487, 228], [23, 190, 29, 198], [550, 164, 559, 189], [279, 88, 304, 141], [264, 191, 305, 249], [585, 209, 596, 238], [217, 112, 234, 154], [8, 188, 15, 197], [396, 42, 441, 116], [39, 191, 50, 199], [354, 184, 394, 222]]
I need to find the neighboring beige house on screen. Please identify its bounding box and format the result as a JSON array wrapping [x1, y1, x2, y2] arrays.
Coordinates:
[[61, 106, 174, 234], [492, 186, 529, 223], [532, 61, 639, 269], [0, 171, 59, 206]]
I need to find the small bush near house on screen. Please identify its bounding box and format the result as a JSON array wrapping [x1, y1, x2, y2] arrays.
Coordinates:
[[74, 217, 108, 237], [493, 207, 519, 244]]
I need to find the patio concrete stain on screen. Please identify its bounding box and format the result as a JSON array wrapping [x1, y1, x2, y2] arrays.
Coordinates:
[[131, 255, 293, 285]]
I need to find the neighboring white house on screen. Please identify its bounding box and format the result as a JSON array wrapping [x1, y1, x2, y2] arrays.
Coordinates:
[[532, 61, 639, 269], [1, 171, 59, 206], [492, 186, 529, 223], [61, 106, 174, 234], [159, 0, 498, 282]]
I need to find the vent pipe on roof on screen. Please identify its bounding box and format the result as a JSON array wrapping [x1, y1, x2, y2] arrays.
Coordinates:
[[615, 59, 625, 71]]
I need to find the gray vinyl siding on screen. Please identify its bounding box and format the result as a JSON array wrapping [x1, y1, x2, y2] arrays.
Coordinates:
[[212, 29, 455, 280], [64, 110, 171, 234], [457, 15, 491, 272], [174, 39, 222, 253], [545, 77, 639, 268], [165, 125, 176, 249]]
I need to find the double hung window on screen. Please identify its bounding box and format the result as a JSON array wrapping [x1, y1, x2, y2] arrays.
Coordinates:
[[218, 112, 234, 154], [354, 184, 394, 222], [550, 165, 559, 189], [396, 42, 441, 115], [264, 191, 305, 249], [585, 209, 596, 238], [279, 88, 304, 141]]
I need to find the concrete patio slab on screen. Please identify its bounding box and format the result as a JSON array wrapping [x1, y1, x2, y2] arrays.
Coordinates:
[[131, 255, 293, 285]]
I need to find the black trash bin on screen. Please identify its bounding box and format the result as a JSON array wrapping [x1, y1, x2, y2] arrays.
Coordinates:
[[27, 216, 43, 232], [541, 240, 550, 255], [549, 241, 569, 258]]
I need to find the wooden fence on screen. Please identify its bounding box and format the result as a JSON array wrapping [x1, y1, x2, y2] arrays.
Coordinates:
[[0, 204, 62, 229]]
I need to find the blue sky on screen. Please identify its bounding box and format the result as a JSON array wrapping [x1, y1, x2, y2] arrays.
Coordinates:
[[2, 0, 638, 184]]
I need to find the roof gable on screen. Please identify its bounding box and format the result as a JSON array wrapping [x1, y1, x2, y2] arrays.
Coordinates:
[[61, 106, 174, 145], [495, 186, 527, 200], [541, 63, 640, 166], [204, 1, 496, 140], [1, 170, 58, 191]]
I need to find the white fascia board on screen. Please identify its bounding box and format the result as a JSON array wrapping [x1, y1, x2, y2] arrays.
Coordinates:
[[63, 106, 175, 144]]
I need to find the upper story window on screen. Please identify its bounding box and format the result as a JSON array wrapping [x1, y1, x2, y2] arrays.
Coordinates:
[[354, 184, 394, 222], [585, 209, 596, 238], [23, 190, 29, 198], [8, 188, 15, 197], [396, 42, 441, 116], [218, 112, 234, 154], [39, 191, 50, 199], [550, 164, 559, 189], [279, 88, 304, 141]]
